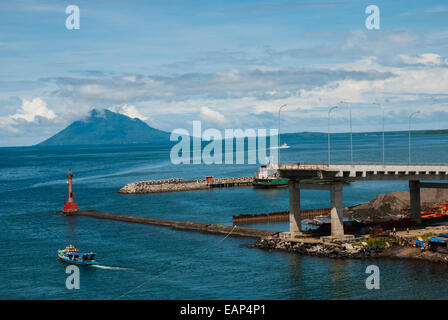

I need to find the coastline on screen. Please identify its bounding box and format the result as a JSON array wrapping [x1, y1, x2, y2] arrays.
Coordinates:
[[250, 232, 448, 264]]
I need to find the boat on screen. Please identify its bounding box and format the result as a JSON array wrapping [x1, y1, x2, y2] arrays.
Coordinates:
[[421, 203, 448, 219], [58, 244, 97, 265], [271, 142, 290, 149], [252, 161, 288, 188], [312, 215, 331, 225]]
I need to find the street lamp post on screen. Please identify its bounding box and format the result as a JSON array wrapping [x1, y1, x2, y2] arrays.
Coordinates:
[[350, 105, 353, 164], [278, 104, 287, 164], [328, 106, 338, 165], [373, 102, 385, 166], [409, 111, 420, 164], [382, 108, 385, 166], [340, 101, 352, 164]]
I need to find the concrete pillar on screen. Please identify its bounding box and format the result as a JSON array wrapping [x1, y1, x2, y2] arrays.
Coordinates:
[[288, 180, 301, 236], [330, 182, 344, 237], [409, 180, 421, 224]]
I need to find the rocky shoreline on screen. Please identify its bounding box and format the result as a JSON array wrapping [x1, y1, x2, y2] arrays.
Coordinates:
[[118, 176, 254, 194], [250, 237, 383, 259], [249, 237, 448, 263]]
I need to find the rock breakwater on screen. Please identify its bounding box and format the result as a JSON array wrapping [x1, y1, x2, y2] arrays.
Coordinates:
[[61, 210, 277, 238], [119, 176, 254, 194], [251, 236, 448, 264], [250, 237, 384, 259]]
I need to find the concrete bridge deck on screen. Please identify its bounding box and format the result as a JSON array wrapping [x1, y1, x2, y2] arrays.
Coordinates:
[[279, 163, 448, 181]]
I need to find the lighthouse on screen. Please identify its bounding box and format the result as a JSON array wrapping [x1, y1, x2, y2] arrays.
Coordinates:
[[63, 169, 79, 212]]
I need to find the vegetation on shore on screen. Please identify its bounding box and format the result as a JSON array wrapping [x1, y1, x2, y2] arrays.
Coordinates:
[[352, 237, 399, 250]]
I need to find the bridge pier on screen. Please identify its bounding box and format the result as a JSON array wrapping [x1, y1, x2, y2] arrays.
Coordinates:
[[288, 180, 346, 238], [409, 180, 422, 224], [330, 182, 345, 237], [288, 180, 302, 236], [280, 163, 448, 238]]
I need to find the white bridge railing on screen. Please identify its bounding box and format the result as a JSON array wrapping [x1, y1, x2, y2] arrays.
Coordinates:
[[278, 162, 448, 179], [280, 161, 448, 167]]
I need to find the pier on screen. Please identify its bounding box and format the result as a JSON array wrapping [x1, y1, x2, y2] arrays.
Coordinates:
[[118, 176, 254, 194], [61, 210, 277, 239]]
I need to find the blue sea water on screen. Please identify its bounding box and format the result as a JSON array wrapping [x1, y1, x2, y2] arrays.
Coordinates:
[[1, 133, 448, 300]]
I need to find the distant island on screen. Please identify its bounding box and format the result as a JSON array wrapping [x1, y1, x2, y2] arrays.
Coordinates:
[[37, 109, 170, 146], [37, 108, 448, 146], [417, 129, 448, 135]]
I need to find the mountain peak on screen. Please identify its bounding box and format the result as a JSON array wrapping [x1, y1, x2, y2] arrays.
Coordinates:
[[88, 108, 128, 119], [89, 108, 106, 118], [37, 109, 169, 146]]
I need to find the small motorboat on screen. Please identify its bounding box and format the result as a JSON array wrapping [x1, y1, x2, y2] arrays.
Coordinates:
[[58, 244, 97, 265]]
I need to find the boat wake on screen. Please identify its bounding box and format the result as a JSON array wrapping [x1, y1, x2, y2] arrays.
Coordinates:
[[90, 264, 133, 271]]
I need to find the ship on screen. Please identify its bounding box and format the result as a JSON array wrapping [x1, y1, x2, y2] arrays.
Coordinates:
[[58, 244, 97, 265], [252, 162, 288, 188]]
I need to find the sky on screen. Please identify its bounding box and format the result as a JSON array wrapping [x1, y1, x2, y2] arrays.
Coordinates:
[[0, 0, 448, 146]]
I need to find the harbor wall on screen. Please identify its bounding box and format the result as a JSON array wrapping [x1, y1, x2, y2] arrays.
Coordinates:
[[61, 210, 277, 239], [118, 176, 254, 194]]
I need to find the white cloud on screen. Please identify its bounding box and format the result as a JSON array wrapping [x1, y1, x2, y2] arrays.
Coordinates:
[[5, 51, 448, 142], [0, 97, 58, 134], [199, 106, 229, 125], [0, 117, 19, 133], [123, 75, 137, 82], [399, 53, 445, 66], [216, 69, 241, 82], [290, 68, 448, 111], [11, 98, 56, 122], [118, 104, 148, 120], [0, 97, 57, 133], [100, 53, 448, 130]]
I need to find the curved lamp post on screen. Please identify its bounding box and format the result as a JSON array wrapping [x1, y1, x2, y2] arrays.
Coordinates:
[[278, 104, 287, 164], [340, 101, 352, 164], [409, 111, 420, 164], [373, 102, 385, 166], [328, 106, 338, 165]]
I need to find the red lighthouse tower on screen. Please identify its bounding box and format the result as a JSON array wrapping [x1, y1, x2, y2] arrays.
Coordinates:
[[63, 169, 79, 212]]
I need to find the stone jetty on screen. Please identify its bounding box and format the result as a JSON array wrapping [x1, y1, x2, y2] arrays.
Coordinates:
[[118, 176, 254, 194], [250, 237, 383, 259], [61, 210, 277, 239]]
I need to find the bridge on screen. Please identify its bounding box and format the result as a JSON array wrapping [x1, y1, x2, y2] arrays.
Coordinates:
[[278, 163, 448, 241]]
